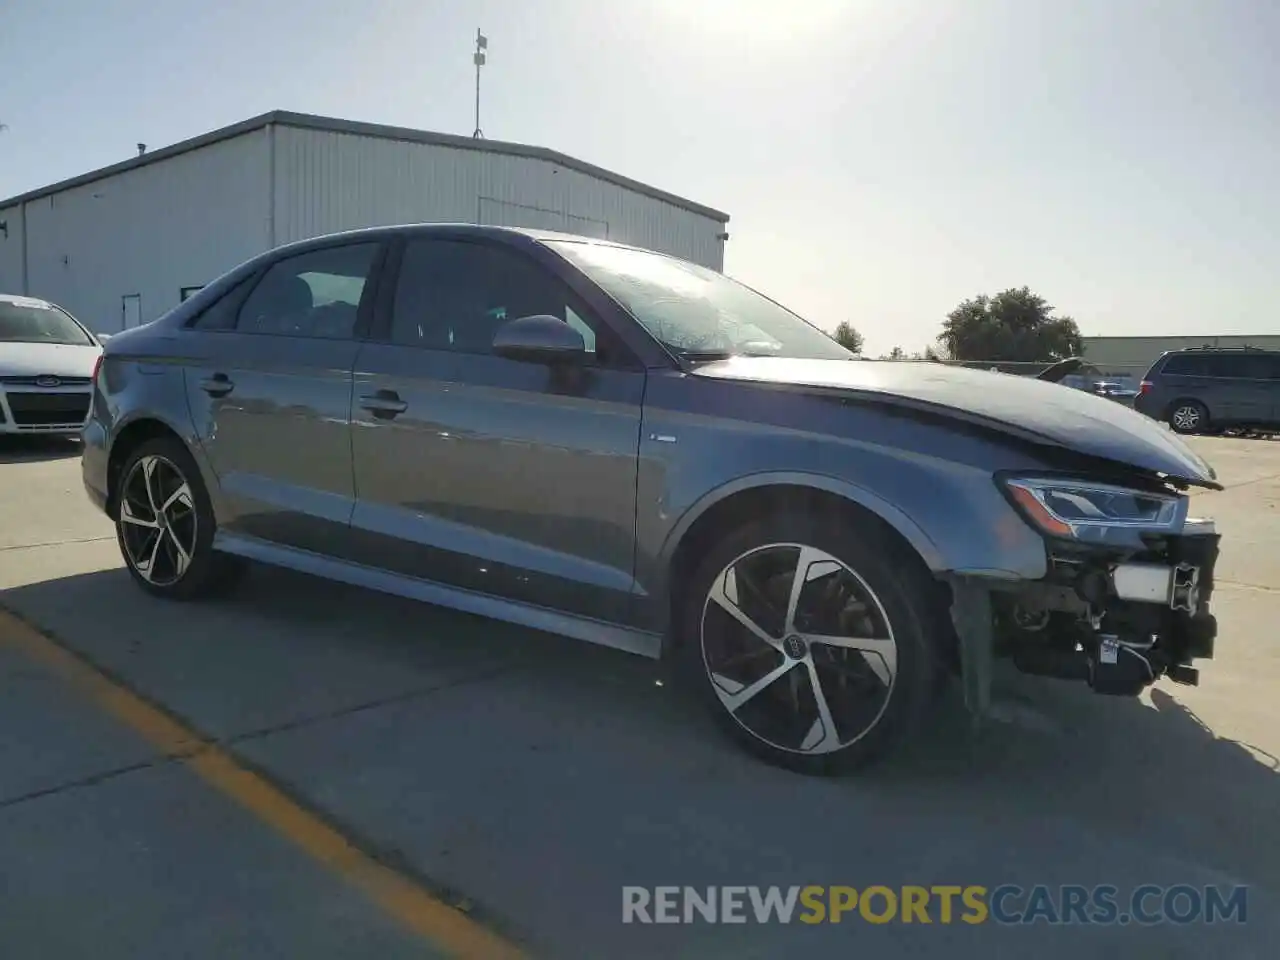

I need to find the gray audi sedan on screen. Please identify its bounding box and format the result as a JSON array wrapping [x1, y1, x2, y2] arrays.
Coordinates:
[[82, 225, 1221, 774]]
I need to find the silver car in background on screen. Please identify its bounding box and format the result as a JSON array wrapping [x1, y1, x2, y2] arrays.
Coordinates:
[[80, 225, 1222, 775], [0, 293, 103, 437]]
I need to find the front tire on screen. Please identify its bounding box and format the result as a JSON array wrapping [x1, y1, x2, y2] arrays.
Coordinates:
[[115, 437, 245, 600], [677, 510, 947, 775]]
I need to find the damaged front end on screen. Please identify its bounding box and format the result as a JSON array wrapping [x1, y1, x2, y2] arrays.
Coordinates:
[[950, 472, 1220, 716]]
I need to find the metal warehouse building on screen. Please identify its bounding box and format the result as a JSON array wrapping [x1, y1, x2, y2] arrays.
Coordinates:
[[0, 111, 730, 334], [1082, 334, 1280, 379]]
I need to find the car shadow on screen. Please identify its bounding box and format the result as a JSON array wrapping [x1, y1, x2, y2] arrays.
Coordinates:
[[877, 670, 1280, 891], [2, 563, 1277, 907], [0, 436, 82, 464]]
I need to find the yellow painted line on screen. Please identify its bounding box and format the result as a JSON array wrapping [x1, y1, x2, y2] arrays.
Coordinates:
[[0, 606, 526, 960]]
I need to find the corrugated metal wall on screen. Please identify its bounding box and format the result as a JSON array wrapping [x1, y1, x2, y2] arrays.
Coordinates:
[[1083, 335, 1280, 378], [2, 121, 725, 333], [272, 127, 725, 269], [0, 203, 25, 293], [2, 132, 270, 332]]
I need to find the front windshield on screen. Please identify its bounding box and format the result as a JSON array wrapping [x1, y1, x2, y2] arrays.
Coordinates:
[[0, 299, 94, 346], [547, 241, 852, 361]]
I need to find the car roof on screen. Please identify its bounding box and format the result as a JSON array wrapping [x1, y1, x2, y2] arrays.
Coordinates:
[[0, 293, 55, 308], [257, 222, 654, 261], [1162, 346, 1280, 358]]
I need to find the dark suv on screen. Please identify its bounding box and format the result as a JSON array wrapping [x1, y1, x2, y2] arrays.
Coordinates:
[[1134, 347, 1280, 434]]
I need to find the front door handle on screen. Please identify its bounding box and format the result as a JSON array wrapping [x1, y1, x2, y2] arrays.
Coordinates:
[[199, 373, 234, 397], [358, 390, 408, 419]]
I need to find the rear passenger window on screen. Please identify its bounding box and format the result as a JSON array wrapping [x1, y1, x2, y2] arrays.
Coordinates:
[[1161, 355, 1205, 376], [1200, 355, 1245, 378], [189, 276, 254, 331], [1239, 356, 1274, 380], [236, 243, 379, 339]]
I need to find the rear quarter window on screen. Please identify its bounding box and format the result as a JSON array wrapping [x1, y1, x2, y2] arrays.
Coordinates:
[[1158, 354, 1206, 376]]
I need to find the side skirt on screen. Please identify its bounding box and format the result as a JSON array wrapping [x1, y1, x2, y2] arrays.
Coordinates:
[[213, 532, 664, 659]]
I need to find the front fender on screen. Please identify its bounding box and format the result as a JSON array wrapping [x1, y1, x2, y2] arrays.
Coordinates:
[[658, 470, 946, 573], [633, 376, 1056, 635]]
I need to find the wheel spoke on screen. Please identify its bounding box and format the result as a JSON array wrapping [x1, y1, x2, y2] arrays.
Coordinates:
[[802, 660, 840, 752], [137, 529, 165, 582], [169, 528, 192, 578], [712, 659, 799, 713], [141, 457, 162, 514], [801, 633, 896, 686], [784, 547, 839, 633], [708, 567, 781, 649], [162, 483, 193, 516], [120, 499, 159, 528]]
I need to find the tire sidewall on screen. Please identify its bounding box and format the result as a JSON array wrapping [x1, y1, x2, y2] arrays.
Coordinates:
[[115, 437, 221, 600], [677, 510, 943, 775]]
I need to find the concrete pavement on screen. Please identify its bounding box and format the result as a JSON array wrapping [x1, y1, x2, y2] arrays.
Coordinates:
[[1, 434, 1277, 958]]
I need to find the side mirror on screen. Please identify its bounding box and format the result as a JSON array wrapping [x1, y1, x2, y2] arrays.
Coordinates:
[[492, 314, 587, 364]]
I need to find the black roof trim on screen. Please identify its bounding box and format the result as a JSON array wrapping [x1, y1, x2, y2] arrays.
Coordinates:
[[0, 110, 730, 223]]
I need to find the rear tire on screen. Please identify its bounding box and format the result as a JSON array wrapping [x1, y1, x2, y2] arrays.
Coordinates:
[[676, 509, 947, 775], [1168, 399, 1208, 434], [114, 437, 245, 600]]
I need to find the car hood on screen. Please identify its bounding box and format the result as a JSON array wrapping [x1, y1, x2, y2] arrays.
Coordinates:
[[692, 357, 1220, 489], [0, 340, 102, 378]]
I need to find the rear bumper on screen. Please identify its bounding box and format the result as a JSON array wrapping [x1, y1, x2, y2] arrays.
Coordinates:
[[81, 418, 111, 517]]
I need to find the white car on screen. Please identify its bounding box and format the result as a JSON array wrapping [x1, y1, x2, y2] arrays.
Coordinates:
[[0, 294, 103, 437]]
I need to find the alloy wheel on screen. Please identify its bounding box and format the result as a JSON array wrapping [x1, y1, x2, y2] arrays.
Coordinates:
[[1172, 405, 1202, 431], [118, 454, 198, 587], [699, 543, 897, 755]]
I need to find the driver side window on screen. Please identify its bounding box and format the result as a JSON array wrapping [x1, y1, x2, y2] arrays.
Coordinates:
[[389, 239, 603, 359]]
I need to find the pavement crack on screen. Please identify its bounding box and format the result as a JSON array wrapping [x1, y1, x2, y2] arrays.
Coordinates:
[[0, 750, 202, 811], [1209, 471, 1280, 494], [1215, 578, 1280, 594], [223, 660, 535, 747], [0, 535, 115, 553]]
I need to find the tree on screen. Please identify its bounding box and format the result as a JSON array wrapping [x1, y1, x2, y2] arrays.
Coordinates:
[[832, 321, 864, 354], [882, 346, 906, 360], [939, 287, 1082, 362]]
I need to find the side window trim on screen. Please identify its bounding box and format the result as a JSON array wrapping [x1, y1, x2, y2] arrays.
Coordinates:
[[377, 236, 638, 369]]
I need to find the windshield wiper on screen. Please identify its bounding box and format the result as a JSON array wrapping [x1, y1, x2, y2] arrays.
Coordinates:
[[675, 349, 734, 361]]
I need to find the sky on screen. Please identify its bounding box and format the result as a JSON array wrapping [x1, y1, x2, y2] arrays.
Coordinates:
[[1, 0, 1277, 356]]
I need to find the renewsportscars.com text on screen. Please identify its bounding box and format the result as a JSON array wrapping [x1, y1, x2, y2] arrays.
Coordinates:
[[622, 884, 1248, 926]]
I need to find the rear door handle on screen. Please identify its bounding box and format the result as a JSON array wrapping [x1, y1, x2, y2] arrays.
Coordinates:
[[358, 390, 408, 419], [199, 373, 234, 397]]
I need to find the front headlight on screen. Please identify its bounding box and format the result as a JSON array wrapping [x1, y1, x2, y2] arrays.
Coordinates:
[[1001, 476, 1187, 539]]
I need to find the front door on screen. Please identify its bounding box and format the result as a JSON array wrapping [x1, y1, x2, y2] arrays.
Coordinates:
[[348, 237, 646, 626], [183, 240, 384, 555]]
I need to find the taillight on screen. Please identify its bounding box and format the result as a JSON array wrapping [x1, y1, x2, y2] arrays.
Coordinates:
[[1138, 380, 1152, 396], [92, 353, 104, 383]]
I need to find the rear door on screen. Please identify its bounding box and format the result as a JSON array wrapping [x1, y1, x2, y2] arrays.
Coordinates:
[[347, 236, 647, 627], [182, 240, 385, 555], [1260, 355, 1280, 426]]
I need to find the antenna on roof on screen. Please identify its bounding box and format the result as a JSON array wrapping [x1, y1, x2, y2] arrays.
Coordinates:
[[472, 28, 487, 139]]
